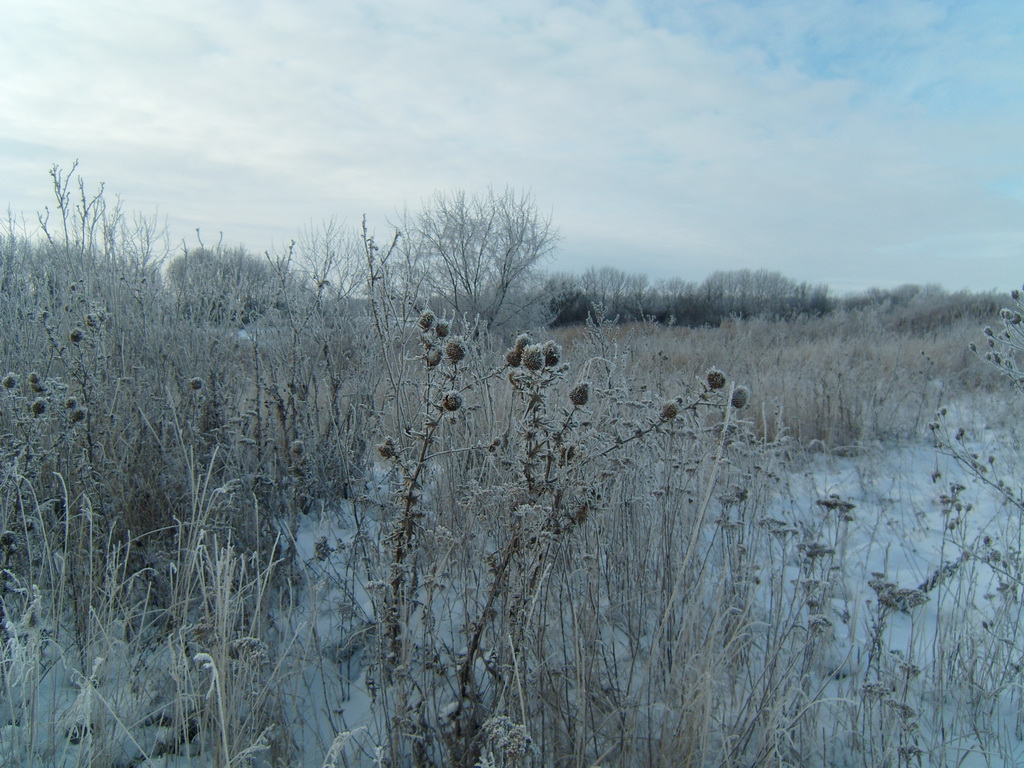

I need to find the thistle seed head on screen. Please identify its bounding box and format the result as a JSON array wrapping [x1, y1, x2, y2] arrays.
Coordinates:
[[514, 333, 532, 351], [70, 406, 87, 423], [27, 372, 45, 393], [441, 390, 463, 412], [417, 309, 435, 331], [377, 438, 397, 459], [30, 397, 47, 417], [661, 401, 679, 420], [434, 319, 450, 338], [542, 340, 561, 367], [424, 348, 442, 367], [189, 377, 205, 391], [706, 368, 726, 391], [731, 385, 750, 409], [68, 327, 84, 345], [521, 344, 544, 372], [289, 439, 305, 458], [505, 346, 523, 367], [569, 382, 590, 407], [445, 338, 466, 364], [1, 373, 16, 390]]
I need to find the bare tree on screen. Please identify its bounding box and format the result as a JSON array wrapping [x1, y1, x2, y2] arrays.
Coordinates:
[[403, 187, 558, 332], [167, 244, 278, 325], [579, 266, 650, 321]]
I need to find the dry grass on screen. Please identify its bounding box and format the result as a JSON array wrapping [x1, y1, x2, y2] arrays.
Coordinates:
[[2, 173, 1023, 767], [557, 311, 999, 448]]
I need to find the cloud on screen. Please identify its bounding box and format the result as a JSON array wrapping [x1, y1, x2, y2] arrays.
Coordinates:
[[2, 0, 1022, 290]]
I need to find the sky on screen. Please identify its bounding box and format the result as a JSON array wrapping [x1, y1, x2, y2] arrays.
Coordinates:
[[2, 0, 1023, 294]]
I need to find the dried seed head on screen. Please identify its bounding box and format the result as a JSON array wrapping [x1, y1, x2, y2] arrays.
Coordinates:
[[661, 401, 679, 420], [441, 390, 463, 412], [542, 340, 561, 367], [730, 385, 750, 409], [30, 397, 47, 417], [816, 494, 855, 516], [313, 536, 332, 562], [706, 368, 726, 390], [68, 327, 84, 345], [417, 309, 435, 331], [807, 614, 833, 635], [377, 438, 397, 459], [505, 346, 523, 367], [861, 682, 890, 699], [569, 382, 590, 407], [799, 541, 835, 559], [514, 333, 532, 351], [482, 716, 533, 761], [64, 396, 78, 410], [445, 338, 466, 364], [1, 373, 17, 390], [897, 745, 923, 761], [521, 344, 544, 372], [229, 636, 270, 666], [189, 377, 205, 391], [70, 406, 87, 423], [27, 372, 45, 393], [434, 319, 450, 338], [424, 347, 442, 367], [289, 439, 305, 458]]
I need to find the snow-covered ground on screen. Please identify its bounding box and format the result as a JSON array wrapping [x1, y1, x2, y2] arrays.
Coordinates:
[[292, 411, 1024, 767], [4, 400, 1024, 767], [774, 406, 1024, 768]]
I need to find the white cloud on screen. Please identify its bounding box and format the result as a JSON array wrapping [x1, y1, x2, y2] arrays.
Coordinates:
[[2, 0, 1022, 290]]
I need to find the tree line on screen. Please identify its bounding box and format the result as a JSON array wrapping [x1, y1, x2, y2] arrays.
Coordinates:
[[543, 266, 832, 326], [10, 176, 997, 334]]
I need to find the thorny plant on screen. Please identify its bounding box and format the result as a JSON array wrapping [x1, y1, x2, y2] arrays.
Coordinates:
[[360, 222, 759, 767]]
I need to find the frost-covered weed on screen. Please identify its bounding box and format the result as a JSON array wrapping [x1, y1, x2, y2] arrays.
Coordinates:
[[2, 168, 1023, 767]]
